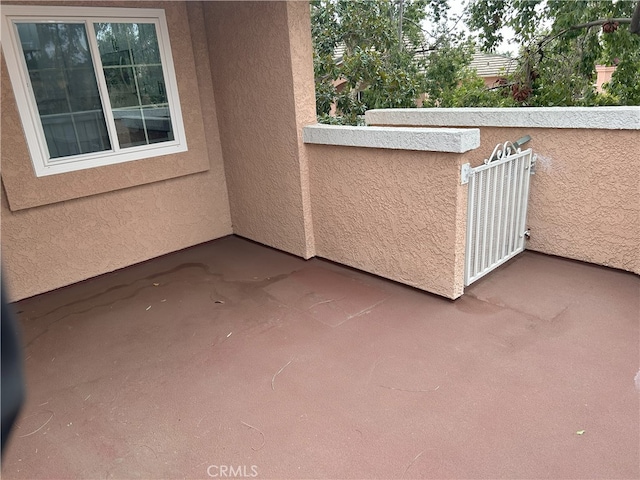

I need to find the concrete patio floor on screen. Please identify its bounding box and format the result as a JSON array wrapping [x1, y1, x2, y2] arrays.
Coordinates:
[[3, 235, 639, 479]]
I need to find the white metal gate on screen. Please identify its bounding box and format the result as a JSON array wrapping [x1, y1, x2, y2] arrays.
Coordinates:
[[462, 142, 536, 286]]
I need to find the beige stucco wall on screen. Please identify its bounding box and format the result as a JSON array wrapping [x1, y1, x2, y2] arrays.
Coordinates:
[[473, 127, 639, 274], [308, 145, 468, 299], [1, 1, 233, 301], [366, 108, 639, 275], [204, 1, 316, 259]]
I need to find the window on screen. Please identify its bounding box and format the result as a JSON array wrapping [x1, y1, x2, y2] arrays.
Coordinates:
[[1, 6, 187, 177]]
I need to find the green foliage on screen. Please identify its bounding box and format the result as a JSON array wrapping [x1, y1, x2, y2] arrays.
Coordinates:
[[418, 36, 515, 107], [311, 0, 433, 124], [312, 0, 639, 118], [419, 34, 474, 106], [443, 74, 518, 107], [468, 0, 640, 106], [311, 0, 498, 123]]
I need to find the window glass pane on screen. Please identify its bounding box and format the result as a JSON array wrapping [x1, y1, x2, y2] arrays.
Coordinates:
[[29, 70, 69, 115], [42, 115, 80, 158], [144, 106, 174, 144], [67, 68, 104, 113], [43, 112, 111, 158], [95, 22, 174, 148], [103, 66, 138, 108], [15, 22, 110, 158], [136, 66, 168, 105], [113, 108, 147, 148], [93, 22, 132, 66], [131, 23, 161, 65]]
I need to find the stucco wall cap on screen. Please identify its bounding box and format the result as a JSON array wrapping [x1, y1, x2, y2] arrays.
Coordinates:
[[365, 106, 640, 130], [302, 124, 480, 153]]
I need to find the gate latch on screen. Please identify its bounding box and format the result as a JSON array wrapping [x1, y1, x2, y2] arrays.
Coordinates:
[[529, 154, 537, 174]]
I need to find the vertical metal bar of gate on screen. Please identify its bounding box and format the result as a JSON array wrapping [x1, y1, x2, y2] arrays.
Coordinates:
[[464, 148, 534, 286]]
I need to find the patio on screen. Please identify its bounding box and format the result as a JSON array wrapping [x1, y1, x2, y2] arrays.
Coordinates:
[[3, 235, 638, 479]]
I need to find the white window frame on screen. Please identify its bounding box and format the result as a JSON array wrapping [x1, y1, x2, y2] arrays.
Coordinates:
[[1, 5, 187, 177]]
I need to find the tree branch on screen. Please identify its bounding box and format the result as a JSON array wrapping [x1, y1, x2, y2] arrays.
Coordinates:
[[539, 18, 632, 47], [570, 18, 631, 30]]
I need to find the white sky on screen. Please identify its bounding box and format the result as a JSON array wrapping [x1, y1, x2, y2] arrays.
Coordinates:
[[423, 0, 518, 56]]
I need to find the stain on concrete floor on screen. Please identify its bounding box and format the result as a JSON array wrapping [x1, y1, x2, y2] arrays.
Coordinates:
[[3, 236, 639, 479]]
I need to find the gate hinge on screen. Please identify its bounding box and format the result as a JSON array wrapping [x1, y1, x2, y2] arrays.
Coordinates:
[[461, 163, 471, 185]]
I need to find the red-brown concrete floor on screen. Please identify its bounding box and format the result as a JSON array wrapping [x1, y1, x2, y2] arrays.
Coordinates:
[[2, 236, 639, 479]]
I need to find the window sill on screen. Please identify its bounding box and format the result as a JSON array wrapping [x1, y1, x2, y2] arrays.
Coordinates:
[[1, 137, 209, 212]]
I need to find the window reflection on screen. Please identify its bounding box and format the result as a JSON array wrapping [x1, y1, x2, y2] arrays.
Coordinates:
[[95, 22, 173, 148], [16, 23, 111, 158]]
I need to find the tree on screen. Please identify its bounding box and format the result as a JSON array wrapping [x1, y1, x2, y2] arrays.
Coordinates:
[[311, 0, 494, 123], [467, 0, 640, 105], [418, 31, 518, 107], [312, 0, 429, 124], [312, 0, 640, 117]]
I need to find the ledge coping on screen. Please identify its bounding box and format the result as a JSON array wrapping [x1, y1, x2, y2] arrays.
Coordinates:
[[365, 106, 640, 130], [303, 124, 480, 153]]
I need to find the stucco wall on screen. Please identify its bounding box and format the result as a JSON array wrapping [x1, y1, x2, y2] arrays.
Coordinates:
[[474, 127, 639, 275], [1, 1, 233, 301], [204, 1, 316, 259], [307, 143, 469, 299], [366, 108, 640, 275]]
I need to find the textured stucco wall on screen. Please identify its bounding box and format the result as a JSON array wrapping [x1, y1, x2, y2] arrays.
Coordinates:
[[1, 1, 214, 211], [286, 1, 317, 259], [473, 128, 639, 275], [366, 109, 639, 275], [308, 145, 468, 299], [1, 1, 233, 301], [205, 1, 316, 259]]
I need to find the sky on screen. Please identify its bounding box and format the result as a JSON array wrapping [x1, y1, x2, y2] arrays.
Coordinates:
[[423, 0, 518, 56]]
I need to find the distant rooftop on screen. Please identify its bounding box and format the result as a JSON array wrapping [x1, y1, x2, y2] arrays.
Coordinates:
[[331, 43, 517, 79], [469, 51, 517, 77]]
